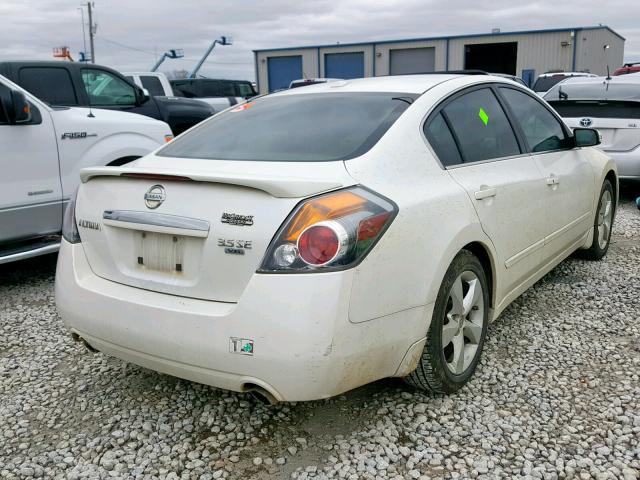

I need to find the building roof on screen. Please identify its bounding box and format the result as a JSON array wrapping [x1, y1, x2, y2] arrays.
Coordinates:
[[253, 25, 624, 53]]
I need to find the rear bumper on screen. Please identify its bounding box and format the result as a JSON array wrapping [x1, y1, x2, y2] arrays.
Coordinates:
[[603, 149, 640, 179], [55, 241, 431, 401]]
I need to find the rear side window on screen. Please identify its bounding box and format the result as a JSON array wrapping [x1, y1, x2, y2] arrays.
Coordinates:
[[532, 76, 567, 92], [158, 92, 415, 162], [442, 88, 520, 163], [140, 76, 165, 96], [500, 87, 570, 153], [18, 67, 78, 105], [424, 113, 462, 166]]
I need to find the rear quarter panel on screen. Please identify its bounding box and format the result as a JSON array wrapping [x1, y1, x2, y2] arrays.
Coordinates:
[[344, 81, 499, 328]]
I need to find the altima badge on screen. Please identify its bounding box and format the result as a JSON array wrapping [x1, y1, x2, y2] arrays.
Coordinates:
[[144, 185, 166, 209], [221, 212, 254, 226]]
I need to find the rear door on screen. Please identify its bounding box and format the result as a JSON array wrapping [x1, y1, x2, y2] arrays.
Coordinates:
[[498, 86, 595, 262], [426, 85, 549, 291]]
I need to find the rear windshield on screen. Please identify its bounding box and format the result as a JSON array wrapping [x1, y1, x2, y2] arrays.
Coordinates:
[[532, 76, 569, 92], [157, 92, 416, 161], [548, 100, 640, 119]]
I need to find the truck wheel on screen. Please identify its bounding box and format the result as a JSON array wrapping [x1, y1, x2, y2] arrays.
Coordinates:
[[405, 250, 489, 394]]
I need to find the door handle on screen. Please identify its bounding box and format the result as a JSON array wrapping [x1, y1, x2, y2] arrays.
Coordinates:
[[546, 175, 560, 186], [474, 187, 497, 200]]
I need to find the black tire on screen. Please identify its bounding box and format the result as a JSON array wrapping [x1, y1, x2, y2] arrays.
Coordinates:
[[405, 250, 489, 394], [577, 179, 615, 261]]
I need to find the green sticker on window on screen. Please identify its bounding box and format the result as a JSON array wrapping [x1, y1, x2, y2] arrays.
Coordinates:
[[478, 107, 489, 126]]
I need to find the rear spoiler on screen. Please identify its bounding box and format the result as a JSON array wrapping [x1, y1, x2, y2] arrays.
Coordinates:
[[79, 166, 349, 198]]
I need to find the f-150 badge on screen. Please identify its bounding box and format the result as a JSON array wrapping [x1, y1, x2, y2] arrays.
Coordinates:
[[61, 132, 97, 140]]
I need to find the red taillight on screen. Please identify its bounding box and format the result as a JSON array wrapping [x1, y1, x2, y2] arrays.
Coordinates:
[[258, 187, 397, 273], [298, 222, 349, 266], [357, 212, 391, 241]]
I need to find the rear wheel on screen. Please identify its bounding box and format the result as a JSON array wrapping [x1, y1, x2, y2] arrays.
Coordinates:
[[405, 250, 489, 394], [579, 180, 614, 260]]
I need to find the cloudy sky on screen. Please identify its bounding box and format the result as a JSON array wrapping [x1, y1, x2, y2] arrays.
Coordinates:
[[1, 0, 638, 80]]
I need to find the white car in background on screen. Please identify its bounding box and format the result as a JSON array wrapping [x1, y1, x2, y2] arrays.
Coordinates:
[[545, 75, 640, 180], [56, 74, 617, 403], [532, 72, 597, 97], [289, 78, 341, 89]]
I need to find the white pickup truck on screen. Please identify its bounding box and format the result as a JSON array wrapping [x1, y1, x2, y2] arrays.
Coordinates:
[[0, 75, 172, 264], [125, 72, 256, 112]]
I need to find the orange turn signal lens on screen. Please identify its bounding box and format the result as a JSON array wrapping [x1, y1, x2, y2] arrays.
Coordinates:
[[283, 191, 367, 241]]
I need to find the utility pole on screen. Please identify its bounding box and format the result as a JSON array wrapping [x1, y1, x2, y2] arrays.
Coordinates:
[[87, 2, 96, 63]]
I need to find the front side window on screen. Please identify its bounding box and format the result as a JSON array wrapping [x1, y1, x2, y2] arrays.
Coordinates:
[[81, 69, 137, 106], [442, 88, 520, 163], [500, 87, 570, 153], [18, 67, 78, 106], [158, 92, 415, 162]]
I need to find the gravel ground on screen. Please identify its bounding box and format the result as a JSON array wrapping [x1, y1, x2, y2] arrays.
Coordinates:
[[1, 194, 639, 480]]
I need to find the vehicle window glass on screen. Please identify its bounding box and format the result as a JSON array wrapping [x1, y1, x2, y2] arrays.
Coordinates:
[[424, 113, 462, 166], [219, 81, 236, 97], [158, 92, 416, 162], [0, 83, 9, 124], [81, 69, 137, 106], [18, 67, 78, 105], [199, 81, 221, 97], [443, 88, 520, 162], [125, 76, 135, 83], [532, 76, 567, 92], [236, 82, 255, 97], [140, 76, 165, 97], [500, 87, 570, 153]]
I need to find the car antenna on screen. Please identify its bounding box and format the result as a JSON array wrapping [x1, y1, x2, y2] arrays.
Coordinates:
[[605, 64, 612, 81], [87, 86, 95, 118]]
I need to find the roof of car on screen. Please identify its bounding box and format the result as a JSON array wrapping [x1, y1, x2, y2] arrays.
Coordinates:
[[538, 72, 596, 78], [274, 74, 501, 95], [544, 75, 640, 102]]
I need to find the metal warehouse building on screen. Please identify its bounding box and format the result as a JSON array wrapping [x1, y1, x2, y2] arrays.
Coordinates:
[[253, 26, 624, 94]]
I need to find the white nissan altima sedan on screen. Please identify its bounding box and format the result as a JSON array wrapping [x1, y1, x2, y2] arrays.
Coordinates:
[[56, 74, 617, 403]]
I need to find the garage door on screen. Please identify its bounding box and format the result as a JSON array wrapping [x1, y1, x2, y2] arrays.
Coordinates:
[[267, 56, 302, 92], [324, 52, 364, 79], [390, 47, 435, 75]]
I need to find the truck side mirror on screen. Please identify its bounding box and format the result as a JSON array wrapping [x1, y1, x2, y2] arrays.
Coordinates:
[[9, 90, 32, 124], [137, 87, 151, 106]]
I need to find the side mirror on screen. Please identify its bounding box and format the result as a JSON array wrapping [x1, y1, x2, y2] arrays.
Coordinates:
[[574, 128, 601, 147], [9, 90, 32, 124], [137, 87, 151, 105]]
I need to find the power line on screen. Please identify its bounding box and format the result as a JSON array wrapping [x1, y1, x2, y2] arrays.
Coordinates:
[[96, 36, 157, 56], [95, 38, 253, 65]]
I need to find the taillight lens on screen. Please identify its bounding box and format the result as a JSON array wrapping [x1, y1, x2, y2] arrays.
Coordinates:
[[259, 186, 397, 272], [62, 191, 81, 244]]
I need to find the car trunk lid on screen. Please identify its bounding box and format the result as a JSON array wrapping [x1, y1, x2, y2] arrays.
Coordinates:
[[76, 158, 356, 302]]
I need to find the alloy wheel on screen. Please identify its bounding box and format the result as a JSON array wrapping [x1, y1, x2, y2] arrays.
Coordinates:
[[597, 189, 613, 250], [442, 271, 485, 375]]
